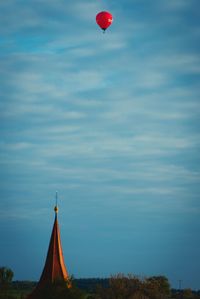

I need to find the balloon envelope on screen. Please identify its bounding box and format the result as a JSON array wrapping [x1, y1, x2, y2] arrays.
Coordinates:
[[96, 11, 113, 31]]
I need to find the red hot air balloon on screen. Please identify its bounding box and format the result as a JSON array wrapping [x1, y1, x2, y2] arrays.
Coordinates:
[[96, 11, 113, 32]]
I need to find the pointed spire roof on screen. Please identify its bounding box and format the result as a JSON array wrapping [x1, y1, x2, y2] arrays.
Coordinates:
[[27, 197, 69, 298], [39, 210, 69, 284]]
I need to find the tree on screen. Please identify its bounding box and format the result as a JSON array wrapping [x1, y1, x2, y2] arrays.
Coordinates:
[[0, 267, 14, 299], [144, 276, 171, 299], [95, 273, 171, 299], [0, 267, 13, 286], [96, 274, 145, 299]]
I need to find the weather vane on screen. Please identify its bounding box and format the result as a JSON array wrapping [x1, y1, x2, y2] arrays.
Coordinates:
[[54, 191, 58, 214]]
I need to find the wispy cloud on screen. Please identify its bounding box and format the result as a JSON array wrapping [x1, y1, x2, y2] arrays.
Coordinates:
[[159, 0, 192, 11]]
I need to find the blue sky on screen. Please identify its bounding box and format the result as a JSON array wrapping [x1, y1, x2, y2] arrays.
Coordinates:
[[0, 0, 200, 290]]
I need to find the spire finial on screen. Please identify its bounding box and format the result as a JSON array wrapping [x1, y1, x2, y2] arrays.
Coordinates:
[[54, 191, 58, 214]]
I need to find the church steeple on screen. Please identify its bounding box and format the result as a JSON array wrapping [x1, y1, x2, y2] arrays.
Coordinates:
[[27, 194, 70, 298]]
